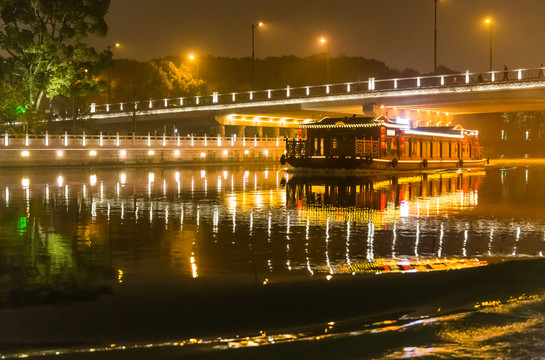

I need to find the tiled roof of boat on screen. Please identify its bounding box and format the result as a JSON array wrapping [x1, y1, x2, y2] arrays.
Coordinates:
[[301, 116, 384, 128]]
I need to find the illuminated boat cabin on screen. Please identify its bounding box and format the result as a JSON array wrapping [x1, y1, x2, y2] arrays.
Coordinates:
[[283, 115, 485, 170]]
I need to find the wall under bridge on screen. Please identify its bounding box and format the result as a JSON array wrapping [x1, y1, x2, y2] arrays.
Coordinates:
[[0, 133, 286, 167]]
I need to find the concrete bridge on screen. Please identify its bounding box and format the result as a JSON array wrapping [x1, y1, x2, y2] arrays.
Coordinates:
[[84, 67, 545, 136]]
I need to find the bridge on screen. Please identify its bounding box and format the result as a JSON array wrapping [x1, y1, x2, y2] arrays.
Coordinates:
[[85, 67, 545, 137]]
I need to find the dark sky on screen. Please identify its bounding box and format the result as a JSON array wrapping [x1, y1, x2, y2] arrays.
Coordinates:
[[93, 0, 545, 74]]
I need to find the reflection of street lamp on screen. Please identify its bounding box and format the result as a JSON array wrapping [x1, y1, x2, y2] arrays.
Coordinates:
[[107, 42, 120, 104], [251, 21, 263, 91], [188, 53, 199, 78], [484, 18, 492, 71], [320, 37, 330, 83]]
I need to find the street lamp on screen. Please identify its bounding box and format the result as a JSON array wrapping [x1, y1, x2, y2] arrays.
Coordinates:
[[484, 18, 492, 71], [320, 37, 330, 83], [107, 42, 120, 104], [251, 21, 263, 91], [434, 0, 438, 74]]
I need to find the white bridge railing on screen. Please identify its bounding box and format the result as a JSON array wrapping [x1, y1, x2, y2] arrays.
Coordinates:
[[89, 67, 545, 115], [2, 132, 285, 149]]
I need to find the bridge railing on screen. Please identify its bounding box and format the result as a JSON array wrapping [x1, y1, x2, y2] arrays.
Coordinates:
[[89, 67, 545, 115], [2, 132, 286, 149]]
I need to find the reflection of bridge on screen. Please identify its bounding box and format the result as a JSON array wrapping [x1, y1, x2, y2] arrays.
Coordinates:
[[86, 68, 545, 136]]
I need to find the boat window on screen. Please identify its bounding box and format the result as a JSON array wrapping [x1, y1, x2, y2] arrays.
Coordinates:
[[332, 138, 337, 149]]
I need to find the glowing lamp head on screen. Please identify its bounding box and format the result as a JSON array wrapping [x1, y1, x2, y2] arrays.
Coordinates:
[[484, 18, 491, 24], [188, 54, 195, 61], [258, 22, 263, 27], [320, 38, 326, 44]]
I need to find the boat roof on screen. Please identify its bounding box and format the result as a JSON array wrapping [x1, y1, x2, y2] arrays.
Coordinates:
[[301, 115, 391, 129], [302, 115, 477, 136]]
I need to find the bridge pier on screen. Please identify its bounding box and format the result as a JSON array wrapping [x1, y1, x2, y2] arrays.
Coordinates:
[[235, 125, 246, 137]]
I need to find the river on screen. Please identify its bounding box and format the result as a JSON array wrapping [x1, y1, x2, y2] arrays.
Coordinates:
[[1, 164, 545, 359]]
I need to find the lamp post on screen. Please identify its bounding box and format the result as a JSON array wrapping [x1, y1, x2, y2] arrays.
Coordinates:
[[107, 43, 120, 104], [320, 37, 330, 83], [251, 22, 263, 91], [484, 18, 492, 71], [434, 0, 438, 73]]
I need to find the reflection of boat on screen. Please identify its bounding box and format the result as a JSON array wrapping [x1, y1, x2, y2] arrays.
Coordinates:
[[286, 172, 484, 228], [281, 115, 486, 170]]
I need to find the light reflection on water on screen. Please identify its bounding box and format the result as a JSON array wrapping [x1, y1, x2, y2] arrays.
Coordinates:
[[2, 166, 545, 358]]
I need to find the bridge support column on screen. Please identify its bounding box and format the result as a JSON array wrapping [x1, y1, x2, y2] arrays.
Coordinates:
[[272, 127, 280, 138], [216, 124, 225, 137], [287, 128, 297, 139], [255, 126, 263, 137], [235, 125, 246, 137]]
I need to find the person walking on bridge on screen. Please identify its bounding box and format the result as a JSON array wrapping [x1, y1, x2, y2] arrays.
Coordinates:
[[503, 65, 509, 81]]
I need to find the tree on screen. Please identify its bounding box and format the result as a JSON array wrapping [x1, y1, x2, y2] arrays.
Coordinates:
[[150, 58, 207, 98], [0, 0, 111, 118]]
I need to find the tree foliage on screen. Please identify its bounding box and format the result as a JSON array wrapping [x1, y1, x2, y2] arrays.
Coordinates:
[[0, 0, 111, 116]]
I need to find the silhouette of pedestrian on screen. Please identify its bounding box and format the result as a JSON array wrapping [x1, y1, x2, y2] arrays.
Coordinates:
[[539, 64, 544, 78], [503, 65, 509, 81]]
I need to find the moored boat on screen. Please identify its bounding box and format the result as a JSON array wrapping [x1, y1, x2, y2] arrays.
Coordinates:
[[281, 115, 487, 170]]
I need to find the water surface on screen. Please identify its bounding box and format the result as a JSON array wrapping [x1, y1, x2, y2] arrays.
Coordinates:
[[1, 165, 545, 358]]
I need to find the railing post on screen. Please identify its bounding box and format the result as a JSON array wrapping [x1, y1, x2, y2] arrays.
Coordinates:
[[25, 133, 29, 146], [177, 134, 180, 147], [147, 132, 151, 146], [191, 134, 194, 147], [217, 135, 221, 147], [491, 72, 495, 82], [99, 132, 103, 147], [440, 76, 444, 85], [368, 77, 375, 90], [394, 79, 398, 89], [465, 70, 470, 84], [45, 131, 49, 146], [326, 85, 330, 94], [82, 131, 86, 146], [3, 132, 7, 147], [204, 134, 207, 147], [162, 133, 166, 147], [254, 135, 257, 147], [116, 132, 120, 147], [64, 131, 68, 147], [286, 86, 290, 98], [306, 86, 310, 96]]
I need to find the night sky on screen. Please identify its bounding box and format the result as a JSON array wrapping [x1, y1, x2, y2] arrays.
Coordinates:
[[93, 0, 545, 74]]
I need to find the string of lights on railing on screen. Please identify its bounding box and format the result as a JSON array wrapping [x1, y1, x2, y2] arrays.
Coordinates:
[[88, 67, 545, 116]]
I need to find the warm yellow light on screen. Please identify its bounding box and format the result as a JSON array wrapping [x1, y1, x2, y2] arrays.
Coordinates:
[[56, 150, 64, 157], [200, 152, 206, 157], [22, 178, 30, 188], [21, 150, 29, 157], [188, 54, 195, 61], [222, 150, 228, 156], [119, 150, 126, 157], [320, 37, 327, 44], [148, 150, 155, 156], [258, 22, 263, 27], [244, 149, 250, 155], [484, 18, 491, 24], [174, 149, 180, 156], [264, 150, 269, 156], [115, 43, 120, 48]]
